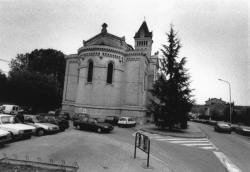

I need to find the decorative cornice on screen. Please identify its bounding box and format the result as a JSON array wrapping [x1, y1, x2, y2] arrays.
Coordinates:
[[78, 45, 125, 56]]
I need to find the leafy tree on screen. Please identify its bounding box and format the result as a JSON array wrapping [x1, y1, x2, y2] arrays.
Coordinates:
[[0, 70, 7, 102], [9, 53, 29, 74], [7, 71, 61, 112], [148, 25, 193, 129], [244, 108, 250, 126], [9, 49, 65, 88], [211, 109, 223, 121], [8, 49, 65, 112]]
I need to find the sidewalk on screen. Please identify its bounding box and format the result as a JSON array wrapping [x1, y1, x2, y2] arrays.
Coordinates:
[[136, 122, 206, 138]]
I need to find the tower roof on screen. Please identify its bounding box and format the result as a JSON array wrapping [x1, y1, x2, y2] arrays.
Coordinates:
[[134, 21, 152, 38]]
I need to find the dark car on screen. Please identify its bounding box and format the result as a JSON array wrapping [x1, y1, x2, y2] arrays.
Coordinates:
[[58, 112, 71, 120], [39, 115, 69, 131], [214, 122, 232, 134], [72, 113, 89, 121], [104, 116, 119, 126], [73, 117, 113, 133], [208, 120, 217, 126], [235, 125, 250, 136]]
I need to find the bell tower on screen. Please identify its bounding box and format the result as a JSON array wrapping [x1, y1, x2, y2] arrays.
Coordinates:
[[134, 21, 153, 57]]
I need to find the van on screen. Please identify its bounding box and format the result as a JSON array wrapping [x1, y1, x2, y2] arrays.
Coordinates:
[[0, 104, 21, 115]]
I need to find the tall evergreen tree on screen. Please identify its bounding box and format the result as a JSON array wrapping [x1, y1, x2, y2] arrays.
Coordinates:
[[149, 25, 193, 129]]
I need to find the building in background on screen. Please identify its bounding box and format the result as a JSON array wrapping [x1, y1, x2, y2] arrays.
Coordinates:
[[205, 98, 226, 106], [62, 21, 158, 123]]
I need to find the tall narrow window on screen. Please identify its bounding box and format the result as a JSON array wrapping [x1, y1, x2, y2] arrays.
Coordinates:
[[106, 62, 113, 84], [87, 60, 93, 83]]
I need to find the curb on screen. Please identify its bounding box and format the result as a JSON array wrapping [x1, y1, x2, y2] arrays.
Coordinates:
[[138, 128, 207, 139]]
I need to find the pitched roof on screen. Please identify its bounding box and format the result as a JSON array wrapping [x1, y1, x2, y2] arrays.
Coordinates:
[[134, 21, 152, 38]]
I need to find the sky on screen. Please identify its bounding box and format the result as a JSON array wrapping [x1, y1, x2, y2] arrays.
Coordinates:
[[0, 0, 249, 105]]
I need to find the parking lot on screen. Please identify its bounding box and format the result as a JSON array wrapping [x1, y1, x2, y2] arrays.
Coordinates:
[[0, 124, 170, 172]]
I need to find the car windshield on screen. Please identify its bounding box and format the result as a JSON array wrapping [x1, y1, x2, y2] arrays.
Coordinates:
[[218, 123, 229, 127], [1, 116, 14, 124], [119, 118, 127, 121], [88, 118, 97, 123], [128, 118, 134, 121], [95, 118, 105, 123], [26, 116, 40, 123]]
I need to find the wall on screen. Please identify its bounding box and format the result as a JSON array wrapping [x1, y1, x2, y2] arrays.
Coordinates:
[[75, 52, 124, 108]]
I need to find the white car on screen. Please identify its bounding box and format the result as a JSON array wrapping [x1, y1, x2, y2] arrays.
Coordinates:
[[0, 104, 21, 115], [24, 115, 60, 136], [0, 129, 11, 145], [117, 117, 136, 127], [0, 114, 35, 139]]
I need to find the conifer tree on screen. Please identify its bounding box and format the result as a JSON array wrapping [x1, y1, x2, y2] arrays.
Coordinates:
[[149, 25, 193, 129]]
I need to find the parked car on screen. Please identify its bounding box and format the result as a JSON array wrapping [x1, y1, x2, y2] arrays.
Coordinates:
[[208, 120, 217, 126], [214, 122, 232, 134], [104, 116, 119, 126], [117, 117, 136, 128], [0, 104, 22, 115], [0, 129, 11, 145], [0, 114, 35, 139], [72, 113, 89, 121], [23, 115, 60, 136], [39, 115, 69, 131], [73, 117, 113, 133], [58, 112, 71, 120], [235, 125, 250, 136]]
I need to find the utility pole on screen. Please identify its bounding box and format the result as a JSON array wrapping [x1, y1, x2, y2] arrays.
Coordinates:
[[218, 79, 232, 124]]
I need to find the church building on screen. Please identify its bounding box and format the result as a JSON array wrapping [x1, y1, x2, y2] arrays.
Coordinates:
[[62, 21, 158, 123]]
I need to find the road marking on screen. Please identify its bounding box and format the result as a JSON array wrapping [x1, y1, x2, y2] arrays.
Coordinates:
[[149, 136, 165, 139], [213, 151, 242, 172], [169, 140, 209, 143], [182, 143, 212, 146], [133, 130, 218, 151], [200, 146, 216, 150], [155, 138, 207, 141]]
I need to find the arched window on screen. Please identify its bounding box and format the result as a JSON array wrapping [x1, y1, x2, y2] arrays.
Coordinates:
[[87, 60, 93, 83], [106, 62, 114, 84]]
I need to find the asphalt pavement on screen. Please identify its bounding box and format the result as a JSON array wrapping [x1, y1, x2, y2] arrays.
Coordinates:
[[196, 122, 250, 172], [0, 127, 171, 172], [1, 122, 249, 172]]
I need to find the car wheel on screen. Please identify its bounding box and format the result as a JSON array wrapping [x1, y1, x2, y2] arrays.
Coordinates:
[[97, 128, 102, 133], [9, 132, 14, 142], [60, 127, 65, 132], [37, 129, 45, 136]]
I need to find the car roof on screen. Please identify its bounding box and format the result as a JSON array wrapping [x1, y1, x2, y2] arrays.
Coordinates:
[[120, 117, 133, 119], [24, 115, 35, 118], [1, 104, 18, 107], [217, 122, 230, 125]]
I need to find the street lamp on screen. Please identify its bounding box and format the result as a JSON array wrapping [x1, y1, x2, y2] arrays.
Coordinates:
[[218, 79, 232, 124]]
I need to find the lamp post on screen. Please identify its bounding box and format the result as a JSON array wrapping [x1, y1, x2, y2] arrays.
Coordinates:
[[218, 79, 232, 124]]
